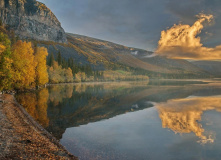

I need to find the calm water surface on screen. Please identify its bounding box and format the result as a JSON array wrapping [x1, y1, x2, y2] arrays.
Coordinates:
[[16, 80, 221, 160]]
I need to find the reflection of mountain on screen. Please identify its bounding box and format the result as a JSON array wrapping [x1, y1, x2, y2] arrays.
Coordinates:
[[156, 96, 221, 144], [16, 81, 221, 140], [46, 83, 152, 139], [43, 82, 221, 139]]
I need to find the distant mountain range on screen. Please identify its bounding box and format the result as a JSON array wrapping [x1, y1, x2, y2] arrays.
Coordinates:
[[39, 33, 214, 78], [0, 0, 220, 78]]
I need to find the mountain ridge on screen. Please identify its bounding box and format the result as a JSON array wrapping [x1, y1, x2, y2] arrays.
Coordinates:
[[0, 0, 215, 79], [36, 33, 211, 78]]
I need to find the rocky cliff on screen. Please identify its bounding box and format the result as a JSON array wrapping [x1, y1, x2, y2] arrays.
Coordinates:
[[0, 0, 67, 43]]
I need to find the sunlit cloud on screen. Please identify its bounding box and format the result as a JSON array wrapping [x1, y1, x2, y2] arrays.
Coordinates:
[[155, 96, 221, 144], [156, 14, 221, 60]]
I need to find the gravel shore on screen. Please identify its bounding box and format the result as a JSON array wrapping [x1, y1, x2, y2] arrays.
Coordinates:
[[0, 94, 77, 160]]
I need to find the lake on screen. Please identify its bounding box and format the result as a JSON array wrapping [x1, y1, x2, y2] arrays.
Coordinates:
[[16, 80, 221, 160]]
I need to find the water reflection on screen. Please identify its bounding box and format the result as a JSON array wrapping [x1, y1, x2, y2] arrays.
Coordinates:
[[16, 81, 221, 140], [15, 80, 221, 159], [156, 96, 221, 144], [48, 85, 73, 106], [16, 88, 49, 127]]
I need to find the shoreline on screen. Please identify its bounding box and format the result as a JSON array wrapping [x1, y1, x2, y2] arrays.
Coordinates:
[[0, 94, 77, 159], [1, 78, 217, 94]]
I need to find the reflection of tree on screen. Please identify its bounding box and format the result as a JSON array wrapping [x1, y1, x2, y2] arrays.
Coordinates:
[[17, 92, 37, 120], [48, 85, 73, 106], [36, 88, 49, 127], [156, 96, 221, 144], [44, 83, 151, 139], [75, 84, 87, 93], [16, 88, 49, 127]]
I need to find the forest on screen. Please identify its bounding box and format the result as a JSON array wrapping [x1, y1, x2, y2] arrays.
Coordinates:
[[0, 26, 149, 91]]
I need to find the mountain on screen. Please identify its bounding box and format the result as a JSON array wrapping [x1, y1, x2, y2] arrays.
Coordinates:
[[0, 0, 213, 78], [0, 0, 67, 43], [191, 61, 221, 77], [137, 55, 210, 75], [38, 33, 210, 78], [35, 33, 212, 78], [66, 33, 170, 73]]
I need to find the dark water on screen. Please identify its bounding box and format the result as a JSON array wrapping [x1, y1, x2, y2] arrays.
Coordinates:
[[16, 80, 221, 160]]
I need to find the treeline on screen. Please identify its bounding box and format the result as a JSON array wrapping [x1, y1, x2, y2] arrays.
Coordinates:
[[0, 32, 49, 90], [0, 25, 150, 91], [109, 62, 210, 79], [47, 52, 104, 83]]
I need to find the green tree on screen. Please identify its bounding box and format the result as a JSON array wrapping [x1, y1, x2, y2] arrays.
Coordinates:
[[57, 50, 62, 66], [68, 57, 74, 68], [48, 53, 55, 67], [62, 57, 68, 68]]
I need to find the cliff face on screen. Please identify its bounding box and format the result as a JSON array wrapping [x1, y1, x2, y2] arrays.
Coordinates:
[[0, 0, 67, 43]]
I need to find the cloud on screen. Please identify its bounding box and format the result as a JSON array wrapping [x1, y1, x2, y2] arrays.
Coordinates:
[[38, 0, 221, 51], [165, 0, 221, 47], [37, 0, 171, 50], [156, 14, 221, 60]]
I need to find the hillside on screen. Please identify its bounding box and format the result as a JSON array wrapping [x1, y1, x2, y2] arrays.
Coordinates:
[[37, 33, 211, 78], [0, 0, 214, 79], [138, 56, 210, 76], [66, 33, 170, 73], [191, 61, 221, 77]]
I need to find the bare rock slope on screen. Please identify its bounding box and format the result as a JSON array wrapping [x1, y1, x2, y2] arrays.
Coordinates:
[[0, 0, 67, 43]]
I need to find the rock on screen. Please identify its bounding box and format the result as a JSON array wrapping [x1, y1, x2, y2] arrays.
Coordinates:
[[0, 0, 67, 43]]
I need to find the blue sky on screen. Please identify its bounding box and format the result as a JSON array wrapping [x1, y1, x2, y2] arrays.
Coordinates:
[[38, 0, 221, 51]]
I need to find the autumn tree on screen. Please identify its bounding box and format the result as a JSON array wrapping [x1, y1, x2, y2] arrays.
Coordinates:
[[12, 40, 37, 89], [35, 47, 49, 86], [0, 32, 13, 90], [64, 67, 73, 82], [48, 61, 63, 83], [48, 61, 74, 83]]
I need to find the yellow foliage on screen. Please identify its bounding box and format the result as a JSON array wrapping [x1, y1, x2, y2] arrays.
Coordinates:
[[0, 43, 6, 54], [12, 41, 37, 89], [48, 61, 73, 83], [74, 72, 86, 82], [35, 47, 49, 85], [65, 67, 73, 82], [102, 70, 149, 81]]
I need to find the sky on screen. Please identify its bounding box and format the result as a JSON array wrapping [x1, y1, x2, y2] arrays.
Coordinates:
[[38, 0, 221, 53]]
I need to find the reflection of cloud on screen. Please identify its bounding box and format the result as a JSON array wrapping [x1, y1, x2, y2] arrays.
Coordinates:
[[156, 14, 221, 60], [155, 96, 221, 144]]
